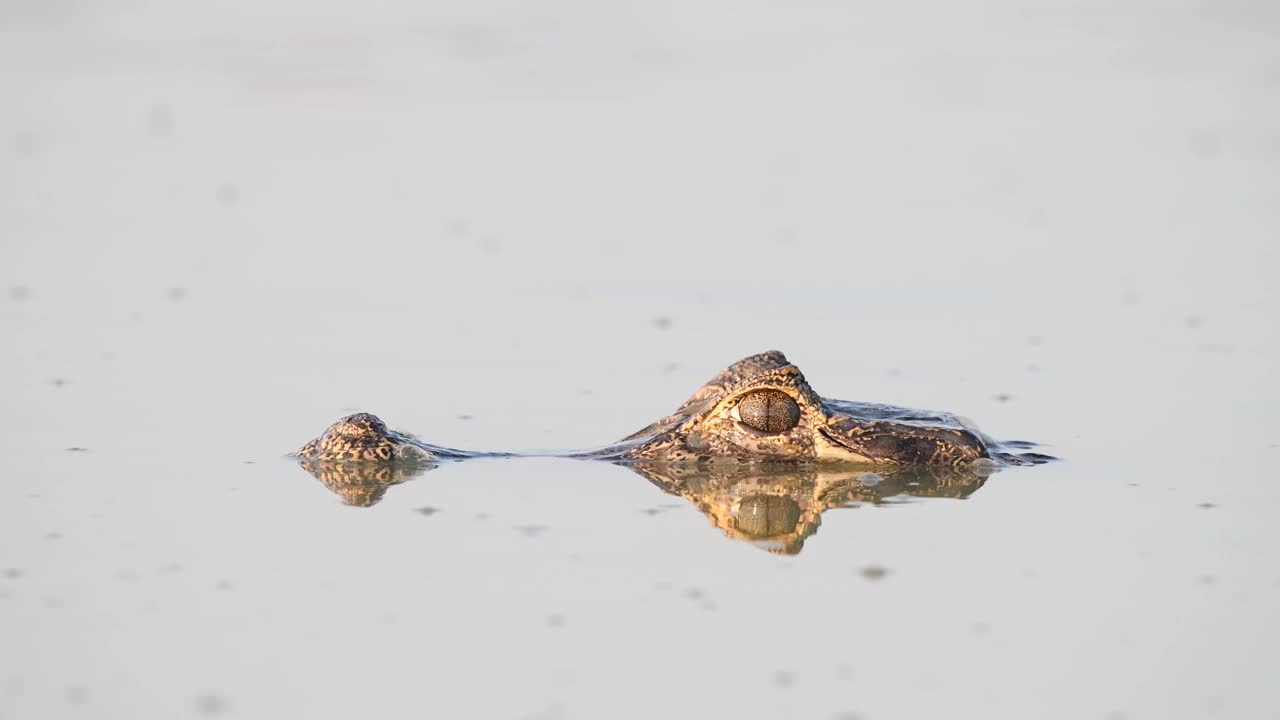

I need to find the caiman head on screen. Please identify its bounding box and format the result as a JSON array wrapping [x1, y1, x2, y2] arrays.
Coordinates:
[[296, 413, 430, 462], [295, 412, 481, 463], [592, 351, 1000, 465]]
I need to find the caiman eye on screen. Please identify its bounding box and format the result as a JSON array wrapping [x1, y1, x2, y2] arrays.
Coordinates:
[[731, 389, 801, 433]]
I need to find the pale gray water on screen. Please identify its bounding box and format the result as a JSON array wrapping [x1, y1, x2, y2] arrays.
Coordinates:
[[2, 1, 1279, 718]]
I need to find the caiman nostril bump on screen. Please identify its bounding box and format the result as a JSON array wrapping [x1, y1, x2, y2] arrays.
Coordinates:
[[296, 412, 405, 461], [333, 413, 387, 438]]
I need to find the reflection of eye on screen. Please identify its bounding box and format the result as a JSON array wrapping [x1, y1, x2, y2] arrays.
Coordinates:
[[734, 495, 802, 537], [731, 389, 801, 433]]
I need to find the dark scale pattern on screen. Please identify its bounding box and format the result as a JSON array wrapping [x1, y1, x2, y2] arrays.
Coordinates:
[[296, 413, 436, 463], [293, 351, 1053, 469], [586, 350, 1046, 466]]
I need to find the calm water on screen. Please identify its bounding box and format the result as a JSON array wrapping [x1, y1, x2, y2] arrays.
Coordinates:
[[3, 2, 1279, 718]]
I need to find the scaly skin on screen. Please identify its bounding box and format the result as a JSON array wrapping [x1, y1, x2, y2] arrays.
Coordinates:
[[580, 350, 1021, 464], [294, 350, 1053, 466]]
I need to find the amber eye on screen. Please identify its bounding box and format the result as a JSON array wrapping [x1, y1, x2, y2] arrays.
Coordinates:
[[733, 389, 801, 433]]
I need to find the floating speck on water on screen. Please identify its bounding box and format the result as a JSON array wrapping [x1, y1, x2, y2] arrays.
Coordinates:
[[993, 393, 1013, 403], [50, 378, 68, 387], [640, 508, 661, 516], [1187, 129, 1221, 157], [474, 513, 489, 521], [45, 532, 62, 541], [771, 670, 795, 688], [971, 621, 992, 636], [860, 566, 889, 581], [444, 218, 469, 238], [416, 506, 440, 516], [661, 362, 680, 374], [1185, 315, 1205, 329], [66, 447, 88, 453], [652, 316, 672, 330], [514, 525, 547, 537], [456, 414, 474, 421], [214, 183, 239, 208], [1198, 502, 1216, 509], [545, 614, 565, 628], [3, 569, 22, 579], [1027, 335, 1043, 347], [886, 368, 902, 377], [242, 460, 254, 465], [146, 104, 174, 137], [194, 693, 228, 716], [1199, 575, 1216, 585], [9, 286, 29, 301], [65, 686, 89, 704], [685, 587, 704, 601], [166, 287, 187, 302]]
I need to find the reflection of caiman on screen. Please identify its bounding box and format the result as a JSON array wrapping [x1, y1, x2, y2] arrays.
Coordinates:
[[299, 459, 993, 554], [296, 350, 1052, 466], [631, 463, 991, 554]]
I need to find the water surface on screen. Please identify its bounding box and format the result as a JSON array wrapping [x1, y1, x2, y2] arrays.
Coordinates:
[[3, 2, 1278, 718]]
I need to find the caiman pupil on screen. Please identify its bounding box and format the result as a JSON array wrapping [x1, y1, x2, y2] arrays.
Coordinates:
[[733, 389, 801, 433]]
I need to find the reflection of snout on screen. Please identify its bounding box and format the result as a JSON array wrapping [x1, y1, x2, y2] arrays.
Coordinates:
[[295, 457, 433, 508], [732, 495, 802, 538]]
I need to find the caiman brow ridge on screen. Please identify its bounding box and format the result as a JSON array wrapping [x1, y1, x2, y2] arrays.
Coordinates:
[[293, 350, 1053, 468]]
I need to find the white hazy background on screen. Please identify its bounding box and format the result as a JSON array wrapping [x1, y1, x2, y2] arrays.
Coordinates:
[[2, 2, 1278, 719]]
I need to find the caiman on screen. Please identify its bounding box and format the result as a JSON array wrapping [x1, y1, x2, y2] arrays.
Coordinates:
[[293, 351, 1052, 552], [296, 350, 1051, 467]]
